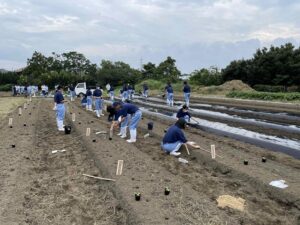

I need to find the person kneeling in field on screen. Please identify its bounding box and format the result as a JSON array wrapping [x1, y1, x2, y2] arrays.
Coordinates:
[[176, 105, 191, 122], [161, 118, 198, 156], [112, 102, 142, 143]]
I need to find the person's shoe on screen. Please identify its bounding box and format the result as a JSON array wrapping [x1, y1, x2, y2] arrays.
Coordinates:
[[126, 139, 136, 143], [120, 134, 127, 138], [117, 132, 122, 136], [58, 128, 65, 131], [170, 151, 181, 156]]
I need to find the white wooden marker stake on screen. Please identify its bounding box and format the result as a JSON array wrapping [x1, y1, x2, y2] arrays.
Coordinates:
[[24, 103, 27, 109], [29, 96, 32, 102], [8, 118, 13, 126], [184, 144, 190, 155], [72, 113, 76, 122], [211, 145, 216, 159], [116, 160, 124, 176], [18, 108, 22, 116], [86, 128, 91, 136]]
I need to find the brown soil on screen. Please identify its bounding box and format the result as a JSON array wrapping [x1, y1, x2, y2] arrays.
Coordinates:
[[0, 98, 299, 225]]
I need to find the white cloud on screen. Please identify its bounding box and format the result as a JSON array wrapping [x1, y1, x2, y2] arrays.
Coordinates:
[[0, 0, 299, 72]]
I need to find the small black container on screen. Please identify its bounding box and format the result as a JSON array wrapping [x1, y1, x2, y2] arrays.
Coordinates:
[[9, 126, 13, 128], [109, 137, 112, 141], [23, 124, 26, 127], [244, 160, 248, 165], [92, 139, 96, 143], [78, 122, 81, 125], [147, 122, 154, 131], [135, 193, 141, 201], [64, 125, 72, 135], [11, 144, 15, 148], [164, 129, 167, 133], [164, 187, 170, 195], [91, 120, 94, 123], [262, 157, 267, 163]]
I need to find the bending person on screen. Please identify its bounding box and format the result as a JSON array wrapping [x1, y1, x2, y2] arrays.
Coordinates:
[[112, 102, 142, 143]]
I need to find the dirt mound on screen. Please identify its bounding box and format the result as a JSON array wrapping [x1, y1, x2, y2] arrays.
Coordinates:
[[197, 80, 254, 95], [220, 80, 254, 92]]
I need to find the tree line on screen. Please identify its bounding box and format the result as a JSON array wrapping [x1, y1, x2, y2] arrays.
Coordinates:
[[0, 43, 299, 91]]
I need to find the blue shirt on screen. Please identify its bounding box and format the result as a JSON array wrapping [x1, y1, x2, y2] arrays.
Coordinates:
[[109, 87, 114, 92], [117, 103, 139, 117], [54, 91, 64, 104], [143, 84, 148, 91], [93, 89, 102, 97], [86, 89, 92, 96], [114, 108, 126, 121], [165, 85, 173, 93], [162, 125, 187, 144], [176, 109, 191, 119], [183, 85, 191, 93], [69, 86, 75, 91]]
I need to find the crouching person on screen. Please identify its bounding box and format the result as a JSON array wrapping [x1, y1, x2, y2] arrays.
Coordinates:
[[176, 105, 191, 122], [54, 86, 66, 131], [161, 118, 197, 156], [112, 102, 142, 143]]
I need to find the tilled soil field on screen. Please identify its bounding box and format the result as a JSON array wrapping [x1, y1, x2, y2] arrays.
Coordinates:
[[0, 98, 299, 225]]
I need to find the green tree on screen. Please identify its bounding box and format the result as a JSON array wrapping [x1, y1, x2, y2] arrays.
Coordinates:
[[156, 56, 181, 82]]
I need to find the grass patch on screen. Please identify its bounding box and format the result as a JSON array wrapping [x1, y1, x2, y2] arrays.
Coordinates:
[[0, 97, 27, 120], [226, 91, 300, 102]]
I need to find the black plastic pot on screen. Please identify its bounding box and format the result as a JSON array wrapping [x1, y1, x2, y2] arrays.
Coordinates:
[[92, 139, 96, 143], [164, 187, 170, 195], [262, 157, 267, 163], [109, 137, 112, 141], [64, 125, 72, 135], [9, 126, 13, 128], [78, 122, 81, 125], [244, 160, 248, 165], [164, 129, 167, 133], [23, 124, 26, 127], [147, 122, 154, 131], [11, 144, 15, 148], [135, 193, 141, 201]]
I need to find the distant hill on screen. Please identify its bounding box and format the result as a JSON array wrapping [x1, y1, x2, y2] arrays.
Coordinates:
[[0, 69, 9, 73]]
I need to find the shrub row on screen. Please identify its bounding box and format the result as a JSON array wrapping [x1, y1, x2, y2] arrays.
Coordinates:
[[226, 91, 300, 101]]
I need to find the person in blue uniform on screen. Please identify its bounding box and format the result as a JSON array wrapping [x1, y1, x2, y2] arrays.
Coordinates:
[[112, 102, 142, 143], [54, 86, 66, 131], [176, 105, 191, 122], [121, 83, 128, 102], [143, 83, 149, 98], [86, 87, 93, 111], [128, 84, 133, 100], [183, 81, 191, 107], [93, 86, 103, 118], [108, 85, 115, 101], [81, 94, 87, 108], [69, 84, 75, 101], [161, 118, 199, 156], [165, 82, 174, 107]]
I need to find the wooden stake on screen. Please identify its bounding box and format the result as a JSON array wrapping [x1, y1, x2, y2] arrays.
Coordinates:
[[116, 160, 124, 176], [24, 103, 27, 109], [82, 174, 116, 182], [86, 128, 91, 136], [8, 118, 13, 126], [211, 145, 216, 159], [72, 113, 75, 122], [184, 144, 190, 155], [18, 108, 22, 116]]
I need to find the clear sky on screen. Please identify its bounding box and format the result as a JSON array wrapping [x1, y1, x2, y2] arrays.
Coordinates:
[[0, 0, 299, 73]]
